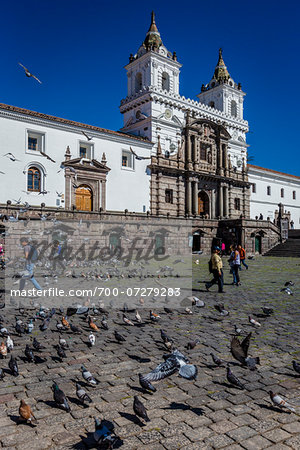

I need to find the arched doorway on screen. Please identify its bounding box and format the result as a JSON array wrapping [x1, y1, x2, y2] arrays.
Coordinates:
[[198, 191, 209, 217], [75, 185, 93, 211]]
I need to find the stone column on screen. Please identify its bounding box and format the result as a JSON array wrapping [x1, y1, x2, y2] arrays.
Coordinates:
[[193, 181, 198, 215], [223, 185, 228, 217], [211, 188, 215, 219], [218, 184, 223, 218], [228, 184, 232, 218], [223, 144, 228, 175], [101, 180, 106, 210], [186, 179, 192, 216], [186, 133, 192, 170]]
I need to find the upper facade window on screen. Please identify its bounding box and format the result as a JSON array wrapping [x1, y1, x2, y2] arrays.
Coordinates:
[[121, 150, 134, 170], [267, 186, 271, 196], [79, 142, 93, 159], [293, 190, 296, 200], [230, 100, 237, 117], [252, 183, 256, 193], [165, 189, 173, 203], [162, 72, 170, 91], [234, 198, 240, 210], [27, 167, 41, 192], [135, 72, 142, 93], [280, 188, 284, 198], [27, 130, 44, 152]]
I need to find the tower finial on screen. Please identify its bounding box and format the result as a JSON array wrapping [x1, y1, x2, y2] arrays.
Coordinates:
[[144, 11, 162, 51], [219, 48, 223, 57], [151, 10, 155, 24]]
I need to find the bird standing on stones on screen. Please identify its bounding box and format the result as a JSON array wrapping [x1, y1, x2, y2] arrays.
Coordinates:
[[133, 395, 150, 423], [249, 316, 261, 327], [280, 287, 293, 295], [138, 373, 157, 393], [61, 316, 70, 329], [32, 337, 45, 351], [93, 418, 119, 447], [135, 310, 142, 323], [0, 341, 7, 358], [0, 368, 4, 380], [186, 339, 199, 350], [262, 307, 273, 316], [192, 297, 205, 308], [114, 330, 126, 343], [40, 317, 51, 331], [52, 382, 71, 412], [70, 323, 81, 333], [88, 332, 96, 347], [19, 400, 37, 425], [9, 355, 19, 376], [210, 352, 226, 367], [284, 281, 294, 287], [269, 391, 295, 412], [18, 63, 42, 83], [76, 382, 92, 405], [234, 325, 242, 335], [185, 307, 193, 314], [88, 316, 99, 331], [123, 314, 134, 326], [25, 344, 35, 363], [56, 344, 66, 360], [81, 365, 98, 386], [58, 337, 69, 350], [214, 304, 229, 316], [292, 361, 300, 375], [226, 367, 245, 390], [150, 310, 160, 321], [6, 335, 13, 352], [101, 316, 109, 330]]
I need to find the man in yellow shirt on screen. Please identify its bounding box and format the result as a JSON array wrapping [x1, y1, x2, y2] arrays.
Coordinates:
[[205, 246, 225, 293]]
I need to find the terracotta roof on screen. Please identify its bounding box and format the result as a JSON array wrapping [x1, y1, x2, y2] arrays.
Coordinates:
[[248, 164, 300, 180], [0, 102, 150, 143]]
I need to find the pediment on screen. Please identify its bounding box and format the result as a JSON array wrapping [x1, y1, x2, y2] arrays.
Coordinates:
[[64, 158, 110, 173]]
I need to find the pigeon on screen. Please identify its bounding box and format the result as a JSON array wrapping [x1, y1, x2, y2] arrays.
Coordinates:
[[81, 365, 98, 386], [226, 366, 245, 389], [25, 344, 35, 363], [186, 339, 199, 350], [0, 368, 4, 380], [9, 355, 19, 376], [262, 307, 273, 316], [114, 330, 126, 343], [61, 316, 70, 329], [58, 337, 69, 350], [52, 382, 71, 412], [269, 391, 295, 412], [0, 341, 7, 358], [40, 317, 51, 331], [70, 323, 81, 333], [281, 287, 293, 295], [123, 314, 134, 326], [15, 319, 25, 336], [40, 151, 55, 163], [18, 63, 42, 83], [249, 316, 261, 327], [142, 350, 197, 381], [135, 310, 142, 323], [230, 334, 259, 370], [214, 304, 229, 316], [284, 281, 294, 287], [210, 352, 226, 367], [133, 395, 150, 422], [88, 332, 96, 347], [150, 310, 160, 321], [76, 382, 92, 405], [130, 147, 151, 161], [32, 337, 45, 351], [93, 418, 119, 447], [26, 319, 34, 333], [0, 327, 8, 337], [56, 344, 66, 359], [101, 316, 109, 330], [123, 302, 129, 312], [185, 307, 193, 314], [88, 316, 99, 331], [192, 297, 205, 307], [81, 130, 93, 141], [234, 325, 242, 335], [292, 360, 300, 375], [160, 329, 172, 344], [19, 400, 37, 425], [164, 307, 173, 314], [138, 373, 157, 393]]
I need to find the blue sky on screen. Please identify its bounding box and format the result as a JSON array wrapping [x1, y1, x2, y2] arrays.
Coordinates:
[[2, 0, 300, 175]]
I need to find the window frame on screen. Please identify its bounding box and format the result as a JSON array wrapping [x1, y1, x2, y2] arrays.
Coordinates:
[[79, 141, 94, 159], [27, 166, 41, 192], [280, 188, 284, 198], [26, 129, 45, 154], [161, 71, 170, 91], [252, 183, 256, 193], [165, 189, 173, 204], [121, 149, 135, 171], [267, 186, 271, 196], [293, 190, 296, 200], [234, 198, 241, 210], [230, 100, 237, 117]]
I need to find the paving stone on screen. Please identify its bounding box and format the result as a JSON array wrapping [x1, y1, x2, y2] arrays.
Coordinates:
[[282, 422, 300, 434], [160, 434, 191, 449], [209, 420, 238, 433], [226, 426, 257, 442], [263, 428, 292, 443], [204, 434, 235, 448], [240, 435, 272, 449]]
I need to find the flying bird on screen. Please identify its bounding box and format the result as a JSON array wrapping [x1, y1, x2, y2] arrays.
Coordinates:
[[142, 350, 197, 382], [3, 152, 20, 162], [18, 63, 42, 84], [81, 130, 93, 141], [130, 147, 151, 160], [230, 334, 259, 370], [40, 151, 55, 163]]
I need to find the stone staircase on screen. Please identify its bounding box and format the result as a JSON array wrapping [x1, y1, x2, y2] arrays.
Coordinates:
[[264, 229, 300, 257]]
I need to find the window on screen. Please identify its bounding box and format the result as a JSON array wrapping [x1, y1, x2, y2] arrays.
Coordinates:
[[27, 131, 44, 152], [252, 183, 256, 193], [135, 72, 142, 92], [200, 143, 208, 161], [231, 100, 237, 117], [79, 142, 93, 159], [165, 189, 173, 204], [281, 188, 284, 198], [293, 191, 296, 200], [267, 186, 271, 196], [121, 150, 134, 169], [27, 167, 41, 192], [234, 198, 240, 210], [162, 72, 170, 91]]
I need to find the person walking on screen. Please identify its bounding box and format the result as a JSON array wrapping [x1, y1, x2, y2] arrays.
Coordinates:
[[19, 238, 42, 291], [205, 246, 225, 293], [238, 245, 248, 270], [229, 244, 241, 286]]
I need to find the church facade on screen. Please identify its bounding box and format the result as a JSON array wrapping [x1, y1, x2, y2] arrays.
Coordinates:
[[0, 12, 299, 254]]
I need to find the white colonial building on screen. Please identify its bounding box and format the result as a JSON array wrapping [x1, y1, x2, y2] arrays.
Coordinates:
[[0, 11, 299, 230], [248, 164, 300, 227]]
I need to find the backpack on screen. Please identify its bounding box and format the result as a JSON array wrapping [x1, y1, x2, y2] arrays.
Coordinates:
[[208, 258, 213, 273], [28, 245, 38, 262]]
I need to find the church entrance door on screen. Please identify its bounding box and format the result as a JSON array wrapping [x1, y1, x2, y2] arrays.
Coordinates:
[[75, 185, 93, 211], [198, 191, 209, 216]]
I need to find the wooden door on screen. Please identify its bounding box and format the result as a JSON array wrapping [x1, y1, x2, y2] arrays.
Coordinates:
[[75, 186, 92, 211], [198, 196, 204, 214]]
